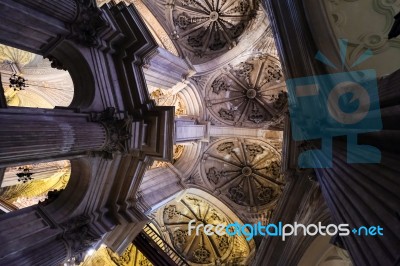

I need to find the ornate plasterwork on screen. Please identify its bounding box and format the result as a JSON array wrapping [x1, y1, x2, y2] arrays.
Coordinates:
[[151, 144, 185, 168], [150, 88, 187, 116], [206, 55, 287, 128], [169, 0, 257, 59], [157, 194, 251, 265], [201, 138, 284, 210], [319, 0, 400, 76], [253, 26, 278, 58]]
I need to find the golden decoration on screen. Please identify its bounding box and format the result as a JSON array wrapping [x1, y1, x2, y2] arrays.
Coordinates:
[[0, 161, 71, 208], [79, 244, 153, 266], [150, 88, 187, 116], [150, 145, 185, 169]]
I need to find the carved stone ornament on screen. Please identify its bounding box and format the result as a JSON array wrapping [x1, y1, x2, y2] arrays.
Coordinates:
[[70, 0, 108, 47], [169, 0, 257, 61], [206, 55, 287, 128], [39, 189, 64, 206], [44, 55, 67, 71], [90, 107, 133, 159], [150, 88, 187, 116], [201, 138, 285, 208], [61, 215, 100, 264]]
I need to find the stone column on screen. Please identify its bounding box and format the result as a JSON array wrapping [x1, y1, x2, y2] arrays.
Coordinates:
[[0, 107, 132, 168], [0, 0, 72, 53], [0, 205, 102, 265], [0, 205, 67, 265], [262, 0, 400, 264], [312, 141, 400, 265], [143, 47, 195, 92], [0, 0, 104, 54], [0, 108, 106, 168], [14, 0, 78, 23]]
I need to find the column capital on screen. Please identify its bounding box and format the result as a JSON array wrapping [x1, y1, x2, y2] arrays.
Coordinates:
[[89, 107, 134, 159], [69, 0, 108, 47], [60, 215, 100, 264]]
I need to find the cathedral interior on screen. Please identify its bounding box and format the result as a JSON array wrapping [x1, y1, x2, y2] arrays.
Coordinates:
[[0, 0, 399, 265]]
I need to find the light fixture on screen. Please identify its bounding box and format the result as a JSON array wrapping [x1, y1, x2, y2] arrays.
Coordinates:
[[9, 73, 28, 91], [16, 167, 35, 183]]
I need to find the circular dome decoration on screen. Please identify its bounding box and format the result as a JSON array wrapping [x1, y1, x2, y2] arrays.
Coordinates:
[[206, 55, 286, 128], [159, 194, 251, 265], [201, 138, 284, 209], [171, 0, 257, 58]]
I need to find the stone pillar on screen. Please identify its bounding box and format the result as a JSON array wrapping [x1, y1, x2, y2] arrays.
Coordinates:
[[0, 0, 72, 53], [0, 108, 106, 168], [262, 0, 400, 264], [143, 47, 195, 92], [0, 107, 134, 168], [0, 206, 67, 265], [313, 141, 400, 265], [14, 0, 78, 23], [0, 0, 104, 53], [0, 205, 103, 265]]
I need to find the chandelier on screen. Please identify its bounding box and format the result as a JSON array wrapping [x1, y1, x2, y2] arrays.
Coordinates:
[[16, 166, 35, 183], [9, 73, 28, 91]]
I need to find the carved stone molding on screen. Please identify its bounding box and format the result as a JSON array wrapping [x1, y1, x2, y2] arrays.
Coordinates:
[[45, 55, 67, 71], [150, 88, 187, 116], [90, 107, 133, 159], [206, 54, 287, 128]]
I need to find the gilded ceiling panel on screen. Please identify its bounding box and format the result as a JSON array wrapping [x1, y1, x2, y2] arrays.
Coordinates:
[[156, 193, 252, 265]]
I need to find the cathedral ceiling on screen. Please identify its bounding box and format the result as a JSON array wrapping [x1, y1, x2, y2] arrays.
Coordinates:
[[155, 193, 253, 265], [0, 45, 35, 67], [0, 46, 74, 108], [200, 138, 284, 211], [308, 0, 400, 76], [168, 0, 258, 61], [205, 54, 287, 129]]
